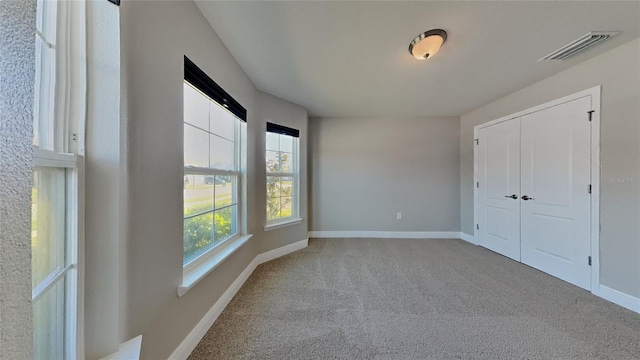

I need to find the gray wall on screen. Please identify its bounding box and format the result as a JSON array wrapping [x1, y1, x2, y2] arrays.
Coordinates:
[[84, 0, 123, 357], [0, 0, 35, 359], [310, 117, 460, 232], [114, 1, 309, 358], [460, 38, 640, 298]]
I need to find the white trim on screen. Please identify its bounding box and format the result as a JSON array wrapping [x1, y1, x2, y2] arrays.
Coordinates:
[[178, 234, 252, 297], [589, 86, 601, 295], [32, 264, 74, 302], [473, 125, 478, 247], [171, 258, 258, 360], [34, 148, 78, 168], [474, 86, 599, 130], [459, 232, 478, 245], [473, 85, 601, 294], [36, 28, 55, 49], [264, 217, 303, 231], [182, 232, 244, 273], [48, 0, 87, 154], [73, 156, 85, 359], [307, 231, 462, 239], [597, 285, 640, 314], [100, 335, 143, 360], [169, 238, 308, 360], [256, 238, 308, 264]]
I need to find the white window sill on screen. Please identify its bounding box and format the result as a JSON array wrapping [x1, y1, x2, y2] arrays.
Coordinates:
[[178, 234, 252, 297], [264, 218, 303, 232]]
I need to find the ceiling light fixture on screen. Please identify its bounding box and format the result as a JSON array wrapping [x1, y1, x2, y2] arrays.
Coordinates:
[[409, 29, 447, 60]]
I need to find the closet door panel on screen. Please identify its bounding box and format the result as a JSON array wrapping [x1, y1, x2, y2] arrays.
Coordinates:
[[477, 118, 521, 261], [520, 97, 591, 290]]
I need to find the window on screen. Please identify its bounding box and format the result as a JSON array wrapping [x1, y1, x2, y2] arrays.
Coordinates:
[[32, 0, 85, 358], [183, 57, 247, 266], [266, 123, 300, 224]]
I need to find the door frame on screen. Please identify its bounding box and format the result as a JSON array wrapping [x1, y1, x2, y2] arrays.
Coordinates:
[[473, 85, 601, 293]]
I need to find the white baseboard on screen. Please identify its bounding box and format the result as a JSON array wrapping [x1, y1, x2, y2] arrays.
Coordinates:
[[459, 232, 478, 245], [168, 238, 308, 360], [100, 335, 143, 360], [308, 231, 462, 239], [597, 285, 640, 314], [256, 238, 308, 264]]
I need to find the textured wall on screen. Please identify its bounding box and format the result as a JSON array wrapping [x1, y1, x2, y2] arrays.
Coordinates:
[[0, 0, 36, 358], [310, 117, 460, 232], [460, 38, 640, 298]]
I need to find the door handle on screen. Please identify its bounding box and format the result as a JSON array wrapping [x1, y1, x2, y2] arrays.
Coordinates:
[[521, 195, 534, 201], [505, 194, 518, 199]]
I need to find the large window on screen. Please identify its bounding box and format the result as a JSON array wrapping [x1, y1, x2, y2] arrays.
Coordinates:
[[266, 123, 300, 224], [32, 0, 85, 358], [183, 57, 246, 266]]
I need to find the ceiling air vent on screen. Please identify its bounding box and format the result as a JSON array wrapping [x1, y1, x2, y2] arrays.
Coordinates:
[[538, 31, 620, 61]]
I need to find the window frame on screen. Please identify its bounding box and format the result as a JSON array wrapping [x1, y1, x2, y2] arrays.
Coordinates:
[[182, 57, 248, 273], [32, 150, 84, 360], [31, 0, 86, 357], [182, 85, 242, 269], [265, 125, 301, 228]]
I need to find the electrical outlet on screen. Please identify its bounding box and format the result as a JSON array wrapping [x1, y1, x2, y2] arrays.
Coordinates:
[[396, 212, 402, 220]]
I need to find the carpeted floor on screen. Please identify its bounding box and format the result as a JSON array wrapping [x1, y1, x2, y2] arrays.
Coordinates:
[[188, 238, 640, 360]]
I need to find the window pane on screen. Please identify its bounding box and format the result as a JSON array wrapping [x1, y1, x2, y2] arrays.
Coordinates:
[[210, 135, 234, 170], [214, 175, 233, 208], [183, 212, 214, 264], [267, 176, 281, 198], [210, 103, 235, 141], [281, 177, 293, 197], [280, 197, 293, 218], [184, 71, 241, 265], [184, 174, 213, 217], [266, 132, 279, 151], [266, 197, 281, 221], [214, 206, 236, 245], [34, 33, 56, 150], [32, 167, 66, 289], [184, 124, 209, 168], [280, 152, 294, 173], [266, 151, 280, 173], [36, 0, 56, 41], [33, 276, 65, 360], [183, 83, 210, 131], [280, 134, 294, 153], [34, 0, 57, 146]]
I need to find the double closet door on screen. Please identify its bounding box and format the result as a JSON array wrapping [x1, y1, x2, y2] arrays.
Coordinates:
[[476, 97, 592, 290]]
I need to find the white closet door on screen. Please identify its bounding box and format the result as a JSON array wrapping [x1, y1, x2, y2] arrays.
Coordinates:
[[520, 97, 591, 290], [477, 118, 521, 261]]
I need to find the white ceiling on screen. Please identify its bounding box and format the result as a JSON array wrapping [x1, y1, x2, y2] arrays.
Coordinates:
[[196, 1, 640, 117]]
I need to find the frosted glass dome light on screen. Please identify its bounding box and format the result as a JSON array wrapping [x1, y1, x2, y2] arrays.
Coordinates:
[[409, 29, 447, 60]]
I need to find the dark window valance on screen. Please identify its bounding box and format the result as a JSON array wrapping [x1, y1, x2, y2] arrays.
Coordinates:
[[184, 56, 247, 122], [267, 122, 299, 138]]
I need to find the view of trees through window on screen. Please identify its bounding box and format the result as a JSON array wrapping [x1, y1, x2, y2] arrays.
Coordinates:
[[183, 174, 236, 263], [266, 131, 297, 221], [32, 167, 66, 359]]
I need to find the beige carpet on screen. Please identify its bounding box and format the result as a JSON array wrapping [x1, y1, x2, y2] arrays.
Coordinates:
[[188, 238, 640, 359]]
